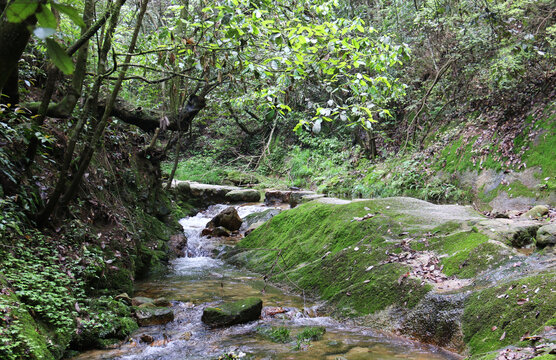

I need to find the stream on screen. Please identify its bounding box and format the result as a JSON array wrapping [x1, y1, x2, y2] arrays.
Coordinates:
[[73, 204, 460, 360]]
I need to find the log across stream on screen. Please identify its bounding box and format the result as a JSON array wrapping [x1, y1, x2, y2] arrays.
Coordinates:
[[72, 204, 460, 360]]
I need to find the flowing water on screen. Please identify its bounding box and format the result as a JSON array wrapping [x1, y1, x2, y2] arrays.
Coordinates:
[[73, 204, 460, 360]]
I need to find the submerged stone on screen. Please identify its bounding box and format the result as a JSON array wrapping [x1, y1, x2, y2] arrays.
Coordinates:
[[135, 307, 174, 326], [201, 297, 263, 327]]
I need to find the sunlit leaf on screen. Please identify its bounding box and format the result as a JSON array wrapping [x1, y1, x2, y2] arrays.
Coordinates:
[[6, 0, 38, 23], [36, 5, 57, 29], [46, 38, 74, 75], [51, 3, 86, 28]]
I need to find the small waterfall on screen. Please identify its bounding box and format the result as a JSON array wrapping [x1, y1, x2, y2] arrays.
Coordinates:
[[179, 204, 230, 257], [179, 204, 276, 258]]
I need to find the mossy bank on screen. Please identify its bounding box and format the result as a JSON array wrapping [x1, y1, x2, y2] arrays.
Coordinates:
[[228, 197, 556, 358], [0, 129, 183, 359]]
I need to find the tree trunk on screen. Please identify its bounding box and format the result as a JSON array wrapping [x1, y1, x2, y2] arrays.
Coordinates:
[[1, 68, 19, 105], [57, 0, 150, 214], [165, 133, 182, 190], [37, 0, 129, 226], [50, 0, 95, 116], [0, 3, 36, 95]]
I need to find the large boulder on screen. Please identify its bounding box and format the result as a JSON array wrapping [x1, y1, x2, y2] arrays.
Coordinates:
[[536, 223, 556, 248], [201, 297, 263, 327], [225, 189, 261, 203], [206, 206, 242, 231], [135, 307, 174, 326]]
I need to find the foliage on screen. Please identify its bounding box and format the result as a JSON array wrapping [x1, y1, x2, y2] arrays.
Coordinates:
[[256, 326, 291, 343], [294, 326, 326, 350]]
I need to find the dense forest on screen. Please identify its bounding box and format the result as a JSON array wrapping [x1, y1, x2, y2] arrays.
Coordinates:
[[0, 0, 555, 359]]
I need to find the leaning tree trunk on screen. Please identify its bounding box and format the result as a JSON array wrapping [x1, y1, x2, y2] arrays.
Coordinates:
[[56, 0, 151, 218], [36, 0, 128, 226]]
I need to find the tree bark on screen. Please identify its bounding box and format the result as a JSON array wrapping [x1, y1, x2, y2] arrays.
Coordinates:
[[0, 2, 37, 95]]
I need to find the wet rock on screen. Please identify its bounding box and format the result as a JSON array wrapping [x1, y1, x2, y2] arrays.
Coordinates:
[[537, 224, 556, 248], [115, 293, 132, 305], [206, 206, 242, 231], [131, 296, 153, 307], [402, 292, 466, 352], [170, 180, 242, 206], [212, 226, 231, 237], [264, 190, 291, 206], [168, 234, 187, 257], [201, 297, 263, 327], [140, 334, 154, 344], [136, 307, 174, 326], [181, 331, 192, 340], [225, 189, 261, 203], [153, 297, 172, 307], [241, 209, 281, 232], [264, 190, 323, 207], [522, 205, 549, 219], [244, 222, 264, 236], [289, 191, 319, 207]]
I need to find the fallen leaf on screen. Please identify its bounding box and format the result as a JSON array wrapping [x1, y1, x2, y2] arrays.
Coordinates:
[[517, 298, 529, 305], [500, 331, 506, 341]]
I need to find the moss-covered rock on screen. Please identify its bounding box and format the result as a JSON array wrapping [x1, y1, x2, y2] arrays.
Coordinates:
[[135, 307, 174, 327], [536, 224, 556, 248], [71, 296, 138, 350], [201, 297, 263, 327], [522, 205, 549, 219], [230, 197, 555, 357], [462, 273, 556, 356]]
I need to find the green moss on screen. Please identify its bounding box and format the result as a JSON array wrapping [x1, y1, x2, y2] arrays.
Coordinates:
[[523, 103, 556, 179], [238, 200, 431, 316], [479, 180, 538, 204], [424, 230, 507, 278], [532, 355, 556, 360], [463, 273, 556, 356]]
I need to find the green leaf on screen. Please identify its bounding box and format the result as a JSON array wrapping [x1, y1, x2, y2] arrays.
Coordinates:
[[5, 0, 39, 23], [36, 5, 57, 29], [46, 38, 74, 75], [51, 3, 85, 28]]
